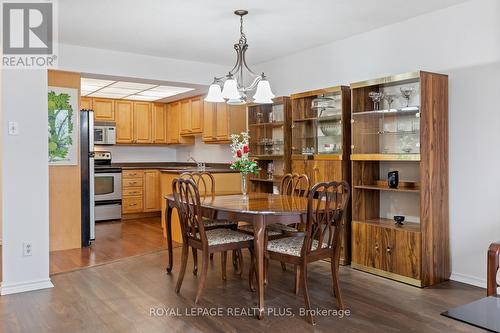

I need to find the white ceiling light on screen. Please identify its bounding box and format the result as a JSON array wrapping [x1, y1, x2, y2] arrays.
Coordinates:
[[205, 10, 274, 105], [111, 81, 156, 90], [126, 95, 159, 101], [80, 78, 196, 101]]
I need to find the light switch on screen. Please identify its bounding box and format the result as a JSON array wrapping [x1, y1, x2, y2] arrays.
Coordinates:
[[8, 121, 19, 135]]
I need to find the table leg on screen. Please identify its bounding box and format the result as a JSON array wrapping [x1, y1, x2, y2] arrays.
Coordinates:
[[253, 215, 265, 320], [166, 205, 174, 273]]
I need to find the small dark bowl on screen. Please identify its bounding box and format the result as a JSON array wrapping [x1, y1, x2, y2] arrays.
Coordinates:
[[394, 215, 405, 225]]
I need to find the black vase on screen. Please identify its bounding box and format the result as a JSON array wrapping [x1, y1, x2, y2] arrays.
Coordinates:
[[388, 171, 399, 188]]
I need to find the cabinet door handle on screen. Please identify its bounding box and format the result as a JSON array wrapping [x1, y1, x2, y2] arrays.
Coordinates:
[[129, 203, 137, 207], [129, 173, 137, 176], [375, 244, 379, 251], [386, 247, 392, 253], [129, 181, 137, 185]]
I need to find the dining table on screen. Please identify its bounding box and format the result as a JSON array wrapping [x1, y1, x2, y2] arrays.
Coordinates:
[[164, 192, 309, 319]]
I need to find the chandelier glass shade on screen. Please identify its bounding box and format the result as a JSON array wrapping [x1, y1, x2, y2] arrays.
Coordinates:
[[205, 10, 275, 105]]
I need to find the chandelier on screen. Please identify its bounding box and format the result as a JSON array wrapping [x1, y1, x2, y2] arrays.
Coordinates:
[[205, 10, 275, 105]]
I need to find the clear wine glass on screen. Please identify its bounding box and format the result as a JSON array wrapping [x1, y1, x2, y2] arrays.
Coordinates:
[[400, 87, 414, 107], [368, 92, 384, 110]]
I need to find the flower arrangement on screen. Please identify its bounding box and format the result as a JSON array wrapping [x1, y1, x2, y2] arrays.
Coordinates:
[[229, 132, 259, 175]]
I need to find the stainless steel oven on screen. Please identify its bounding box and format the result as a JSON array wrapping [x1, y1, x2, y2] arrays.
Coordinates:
[[95, 161, 122, 221], [95, 171, 121, 201], [95, 169, 122, 221]]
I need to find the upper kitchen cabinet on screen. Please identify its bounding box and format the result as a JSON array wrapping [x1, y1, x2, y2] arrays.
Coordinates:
[[166, 101, 194, 145], [190, 96, 204, 134], [93, 98, 115, 121], [179, 95, 204, 136], [203, 102, 246, 143], [202, 101, 216, 142], [180, 99, 192, 135], [133, 102, 153, 144], [80, 96, 93, 110], [115, 100, 134, 144], [153, 103, 168, 144]]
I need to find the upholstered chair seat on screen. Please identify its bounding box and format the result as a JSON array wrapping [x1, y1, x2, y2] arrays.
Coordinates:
[[267, 236, 328, 257], [204, 229, 254, 246]]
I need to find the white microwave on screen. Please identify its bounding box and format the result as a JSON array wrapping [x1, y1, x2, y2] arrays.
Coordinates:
[[94, 125, 116, 145]]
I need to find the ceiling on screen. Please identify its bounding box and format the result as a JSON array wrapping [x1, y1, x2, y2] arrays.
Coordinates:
[[60, 0, 467, 66]]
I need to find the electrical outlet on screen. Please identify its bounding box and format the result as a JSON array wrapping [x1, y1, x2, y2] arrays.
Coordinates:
[[8, 121, 19, 135], [23, 242, 32, 256]]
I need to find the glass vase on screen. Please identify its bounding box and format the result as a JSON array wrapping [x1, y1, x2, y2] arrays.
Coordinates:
[[241, 173, 248, 196]]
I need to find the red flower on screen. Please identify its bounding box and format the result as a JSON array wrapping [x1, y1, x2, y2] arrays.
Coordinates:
[[236, 150, 242, 158], [243, 145, 249, 153]]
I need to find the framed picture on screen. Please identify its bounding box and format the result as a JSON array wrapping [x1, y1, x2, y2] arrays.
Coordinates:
[[48, 86, 78, 165]]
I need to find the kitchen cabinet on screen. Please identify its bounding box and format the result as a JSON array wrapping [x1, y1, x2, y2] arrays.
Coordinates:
[[153, 103, 168, 144], [80, 96, 93, 110], [190, 96, 203, 134], [143, 170, 161, 212], [93, 98, 115, 121], [122, 170, 144, 214], [202, 101, 216, 142], [203, 102, 246, 143], [122, 169, 161, 215], [133, 102, 153, 144], [166, 101, 194, 145], [180, 99, 192, 135], [115, 100, 134, 143]]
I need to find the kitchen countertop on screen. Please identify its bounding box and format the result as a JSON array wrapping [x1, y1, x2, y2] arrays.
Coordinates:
[[95, 162, 238, 173]]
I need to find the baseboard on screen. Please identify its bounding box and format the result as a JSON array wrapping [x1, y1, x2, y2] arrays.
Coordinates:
[[450, 272, 486, 289], [0, 278, 54, 295]]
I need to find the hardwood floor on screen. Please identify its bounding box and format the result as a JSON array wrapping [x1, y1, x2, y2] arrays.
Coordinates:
[[50, 217, 175, 275], [0, 247, 485, 333]]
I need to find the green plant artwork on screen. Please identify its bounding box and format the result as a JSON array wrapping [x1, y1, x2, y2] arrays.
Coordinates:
[[48, 89, 76, 164]]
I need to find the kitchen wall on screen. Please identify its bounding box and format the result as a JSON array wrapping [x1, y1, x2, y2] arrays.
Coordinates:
[[94, 145, 176, 163], [176, 137, 233, 164], [256, 0, 500, 287], [1, 69, 52, 294]]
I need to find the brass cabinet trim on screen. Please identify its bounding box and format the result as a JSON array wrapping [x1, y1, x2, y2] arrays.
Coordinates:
[[351, 263, 423, 287]]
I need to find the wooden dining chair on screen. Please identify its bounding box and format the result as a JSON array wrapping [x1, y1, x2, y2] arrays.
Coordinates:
[[268, 173, 310, 234], [487, 241, 500, 296], [257, 181, 350, 325], [179, 171, 240, 275], [172, 177, 254, 304]]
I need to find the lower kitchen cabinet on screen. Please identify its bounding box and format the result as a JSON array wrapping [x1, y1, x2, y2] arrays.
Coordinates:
[[143, 170, 160, 212], [122, 169, 161, 215]]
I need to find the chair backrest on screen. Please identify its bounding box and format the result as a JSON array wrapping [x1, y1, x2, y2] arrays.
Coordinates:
[[180, 171, 215, 196], [280, 173, 310, 198], [301, 181, 350, 260], [172, 177, 206, 245]]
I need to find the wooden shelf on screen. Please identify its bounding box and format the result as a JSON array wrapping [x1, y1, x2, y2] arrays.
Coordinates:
[[292, 154, 343, 161], [248, 121, 284, 127], [353, 218, 421, 233], [354, 184, 420, 193], [250, 154, 284, 160], [350, 154, 420, 161]]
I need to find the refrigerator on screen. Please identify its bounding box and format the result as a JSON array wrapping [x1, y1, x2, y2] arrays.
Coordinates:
[[80, 108, 95, 246]]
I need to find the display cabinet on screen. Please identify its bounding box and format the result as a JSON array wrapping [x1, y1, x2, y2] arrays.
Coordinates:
[[247, 97, 292, 193], [350, 71, 449, 287], [290, 86, 351, 264]]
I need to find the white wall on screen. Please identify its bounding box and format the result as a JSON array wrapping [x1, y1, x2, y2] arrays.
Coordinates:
[[94, 145, 176, 163], [1, 69, 52, 294], [176, 137, 233, 164], [256, 0, 500, 287]]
